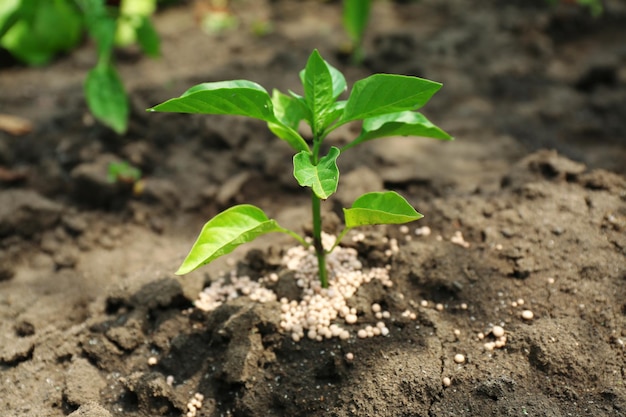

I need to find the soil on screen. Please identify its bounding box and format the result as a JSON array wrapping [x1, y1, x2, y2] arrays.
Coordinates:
[[1, 1, 625, 416]]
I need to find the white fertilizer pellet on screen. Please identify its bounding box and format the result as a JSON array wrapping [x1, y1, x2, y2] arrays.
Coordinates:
[[454, 353, 466, 364], [491, 325, 505, 338], [186, 393, 205, 417], [521, 310, 534, 320], [414, 226, 431, 237]]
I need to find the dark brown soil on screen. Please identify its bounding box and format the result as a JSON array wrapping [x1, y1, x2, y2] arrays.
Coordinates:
[[1, 1, 625, 416]]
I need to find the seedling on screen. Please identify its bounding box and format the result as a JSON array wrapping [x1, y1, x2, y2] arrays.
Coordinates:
[[0, 0, 160, 134], [107, 161, 141, 184], [149, 49, 451, 287]]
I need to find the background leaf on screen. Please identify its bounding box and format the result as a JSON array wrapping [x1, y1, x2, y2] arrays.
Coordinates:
[[176, 205, 289, 275], [346, 111, 452, 149], [342, 0, 371, 45], [85, 64, 129, 134], [135, 15, 160, 57], [0, 0, 83, 66], [293, 147, 341, 199], [343, 191, 423, 228], [341, 74, 442, 123]]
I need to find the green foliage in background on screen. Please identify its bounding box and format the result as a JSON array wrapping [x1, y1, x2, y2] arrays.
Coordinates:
[[546, 0, 604, 17], [0, 0, 160, 134], [342, 0, 371, 64]]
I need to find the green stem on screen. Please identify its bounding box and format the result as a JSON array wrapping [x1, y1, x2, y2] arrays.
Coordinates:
[[311, 192, 328, 288], [327, 227, 350, 254], [310, 134, 329, 288]]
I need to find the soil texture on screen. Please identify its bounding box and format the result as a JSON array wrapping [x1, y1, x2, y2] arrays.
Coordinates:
[[1, 1, 625, 416]]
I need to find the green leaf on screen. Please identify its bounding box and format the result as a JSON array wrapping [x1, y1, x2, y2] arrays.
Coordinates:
[[271, 89, 309, 130], [267, 122, 309, 153], [341, 74, 442, 123], [150, 81, 309, 152], [135, 15, 160, 57], [85, 64, 129, 134], [323, 100, 346, 127], [149, 80, 276, 120], [342, 0, 371, 45], [302, 49, 335, 133], [1, 0, 82, 66], [299, 53, 347, 100], [176, 204, 289, 275], [293, 146, 341, 200], [0, 0, 20, 40], [343, 191, 423, 228], [326, 61, 347, 99], [120, 0, 156, 16], [346, 111, 452, 149]]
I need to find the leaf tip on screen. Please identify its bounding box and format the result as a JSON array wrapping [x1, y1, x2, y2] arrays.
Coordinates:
[[174, 265, 190, 276]]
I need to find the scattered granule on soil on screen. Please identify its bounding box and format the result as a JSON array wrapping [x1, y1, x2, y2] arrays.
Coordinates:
[[194, 233, 396, 342], [450, 230, 470, 248], [185, 392, 204, 417], [414, 226, 431, 237], [483, 325, 508, 351], [195, 273, 277, 311]]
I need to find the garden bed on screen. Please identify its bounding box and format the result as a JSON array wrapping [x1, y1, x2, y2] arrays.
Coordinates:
[[1, 1, 625, 416]]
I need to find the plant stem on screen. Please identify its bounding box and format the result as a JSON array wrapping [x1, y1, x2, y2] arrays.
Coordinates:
[[310, 135, 329, 288], [327, 227, 350, 254], [311, 188, 329, 288]]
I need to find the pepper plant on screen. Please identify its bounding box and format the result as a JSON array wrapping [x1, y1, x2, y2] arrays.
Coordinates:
[[149, 50, 451, 287]]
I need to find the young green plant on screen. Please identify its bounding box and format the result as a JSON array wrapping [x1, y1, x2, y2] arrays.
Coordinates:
[[0, 0, 160, 134], [149, 49, 452, 287]]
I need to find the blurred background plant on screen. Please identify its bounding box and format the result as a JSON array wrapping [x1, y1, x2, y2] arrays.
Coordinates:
[[341, 0, 371, 65], [547, 0, 604, 17], [0, 0, 161, 134]]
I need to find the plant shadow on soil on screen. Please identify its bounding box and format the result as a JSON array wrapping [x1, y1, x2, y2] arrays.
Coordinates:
[[1, 1, 625, 416]]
